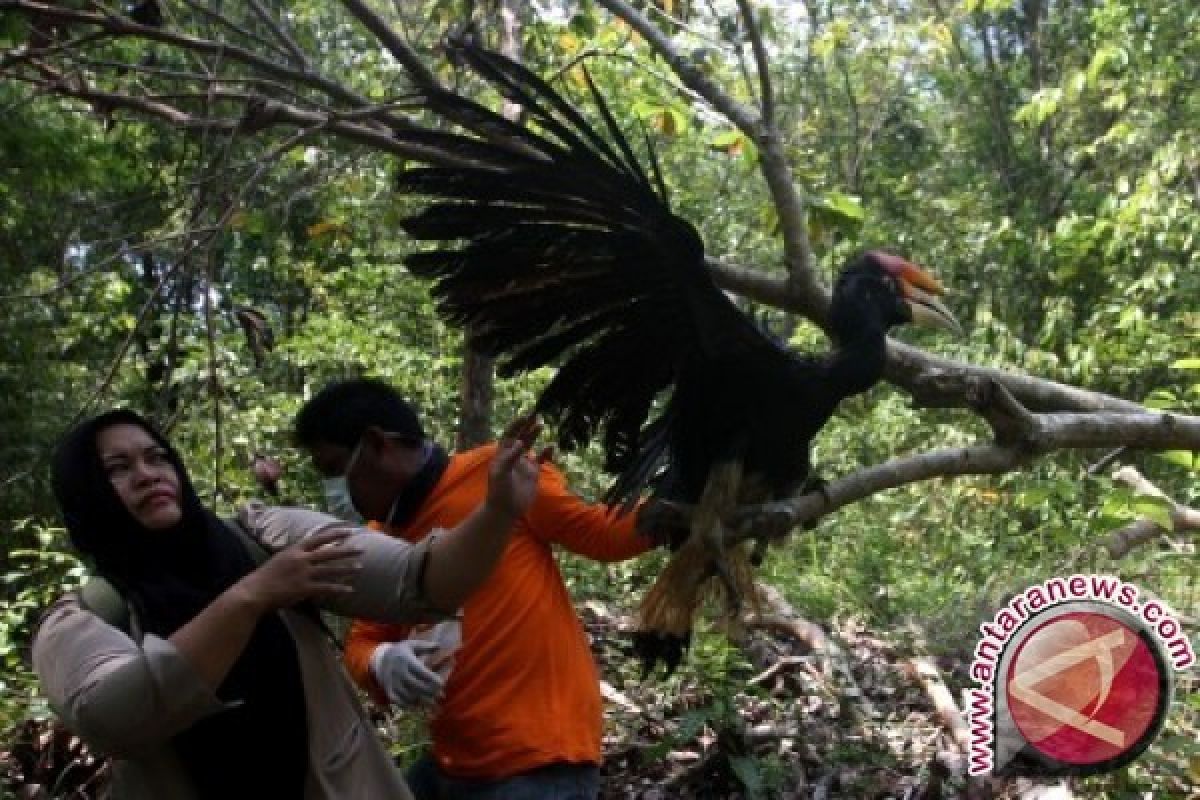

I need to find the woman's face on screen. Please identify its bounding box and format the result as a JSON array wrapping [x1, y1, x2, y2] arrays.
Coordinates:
[[96, 423, 183, 531]]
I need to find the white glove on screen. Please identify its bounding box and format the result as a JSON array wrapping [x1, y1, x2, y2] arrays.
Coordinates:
[[369, 640, 446, 709]]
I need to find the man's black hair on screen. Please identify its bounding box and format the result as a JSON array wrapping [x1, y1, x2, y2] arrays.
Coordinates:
[[293, 378, 425, 449]]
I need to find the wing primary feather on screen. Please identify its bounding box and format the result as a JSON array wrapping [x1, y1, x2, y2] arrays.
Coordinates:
[[581, 66, 656, 196], [452, 41, 639, 181]]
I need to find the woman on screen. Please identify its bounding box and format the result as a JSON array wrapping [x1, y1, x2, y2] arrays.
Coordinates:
[[32, 409, 543, 799]]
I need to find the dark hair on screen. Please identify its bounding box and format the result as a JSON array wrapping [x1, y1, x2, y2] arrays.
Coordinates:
[[52, 409, 208, 567], [293, 378, 425, 449]]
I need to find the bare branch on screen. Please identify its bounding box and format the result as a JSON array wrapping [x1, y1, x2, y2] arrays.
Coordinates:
[[705, 257, 1146, 414], [595, 0, 822, 307], [729, 397, 1200, 543], [181, 0, 292, 63], [2, 0, 409, 130], [736, 0, 774, 125], [729, 443, 1029, 543], [5, 71, 482, 168], [337, 0, 440, 90], [1103, 466, 1200, 558], [246, 0, 311, 68]]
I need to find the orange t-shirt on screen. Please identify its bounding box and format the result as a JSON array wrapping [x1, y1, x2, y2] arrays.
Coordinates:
[[343, 444, 651, 780]]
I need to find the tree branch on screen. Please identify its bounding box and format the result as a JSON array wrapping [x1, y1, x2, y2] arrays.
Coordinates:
[[728, 396, 1200, 542], [729, 444, 1030, 543], [337, 0, 440, 90], [736, 0, 774, 125], [3, 0, 410, 130], [705, 257, 1146, 414], [246, 0, 311, 69], [594, 0, 822, 309], [1103, 465, 1200, 558]]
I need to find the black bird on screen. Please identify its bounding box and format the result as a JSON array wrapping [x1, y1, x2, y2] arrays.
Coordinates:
[[394, 41, 961, 672]]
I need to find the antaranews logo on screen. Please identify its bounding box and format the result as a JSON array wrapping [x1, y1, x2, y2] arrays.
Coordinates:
[[966, 574, 1194, 777]]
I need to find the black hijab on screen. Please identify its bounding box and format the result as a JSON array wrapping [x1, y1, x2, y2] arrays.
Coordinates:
[[53, 410, 309, 797]]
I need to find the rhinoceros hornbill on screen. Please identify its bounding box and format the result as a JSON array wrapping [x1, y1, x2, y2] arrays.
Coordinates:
[[393, 41, 961, 673]]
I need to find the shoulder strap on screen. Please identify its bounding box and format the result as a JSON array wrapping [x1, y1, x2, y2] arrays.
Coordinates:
[[77, 577, 130, 632], [222, 514, 270, 565]]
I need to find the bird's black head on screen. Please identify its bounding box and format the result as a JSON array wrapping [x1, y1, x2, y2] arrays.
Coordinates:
[[831, 250, 961, 341]]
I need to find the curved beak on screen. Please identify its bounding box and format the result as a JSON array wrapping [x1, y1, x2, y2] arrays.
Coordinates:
[[905, 283, 963, 336], [884, 258, 962, 336]]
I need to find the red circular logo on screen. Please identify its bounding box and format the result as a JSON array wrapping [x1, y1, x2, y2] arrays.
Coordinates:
[[1005, 611, 1164, 767]]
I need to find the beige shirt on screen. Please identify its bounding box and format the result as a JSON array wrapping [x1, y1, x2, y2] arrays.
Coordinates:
[[33, 504, 449, 799]]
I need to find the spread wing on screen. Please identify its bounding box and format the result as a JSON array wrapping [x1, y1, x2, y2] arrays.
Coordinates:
[[395, 42, 792, 503]]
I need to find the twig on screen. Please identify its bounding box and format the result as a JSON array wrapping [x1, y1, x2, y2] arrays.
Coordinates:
[[180, 0, 290, 62], [1103, 465, 1200, 558], [907, 657, 971, 754], [595, 0, 820, 300], [337, 0, 440, 90], [246, 0, 310, 68], [746, 584, 878, 719], [736, 0, 774, 125], [3, 0, 399, 128]]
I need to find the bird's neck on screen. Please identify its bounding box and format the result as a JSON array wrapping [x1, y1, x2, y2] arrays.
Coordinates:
[[827, 312, 889, 398]]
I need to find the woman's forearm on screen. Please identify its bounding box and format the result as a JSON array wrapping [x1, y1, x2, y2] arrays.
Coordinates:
[[168, 583, 265, 690], [422, 502, 517, 612]]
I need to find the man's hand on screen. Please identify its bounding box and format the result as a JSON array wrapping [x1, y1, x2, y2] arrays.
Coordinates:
[[485, 414, 551, 520], [370, 640, 449, 709]]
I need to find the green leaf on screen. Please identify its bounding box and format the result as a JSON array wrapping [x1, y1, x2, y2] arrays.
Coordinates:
[[729, 755, 764, 796], [1015, 487, 1053, 507], [1157, 451, 1198, 470], [1131, 496, 1173, 529], [810, 190, 866, 233], [709, 130, 744, 152], [1169, 358, 1200, 370]]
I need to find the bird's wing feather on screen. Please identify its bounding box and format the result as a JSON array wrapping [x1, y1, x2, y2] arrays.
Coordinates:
[[396, 40, 791, 501]]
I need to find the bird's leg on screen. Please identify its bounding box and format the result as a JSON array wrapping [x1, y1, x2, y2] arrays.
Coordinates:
[[729, 471, 835, 538], [728, 501, 795, 539], [695, 460, 745, 614]]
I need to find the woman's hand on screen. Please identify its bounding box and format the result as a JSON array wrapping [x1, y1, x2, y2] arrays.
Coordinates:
[[485, 414, 551, 520], [234, 529, 364, 614]]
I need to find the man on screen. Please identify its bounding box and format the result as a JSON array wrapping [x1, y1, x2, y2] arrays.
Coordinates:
[[294, 378, 658, 799]]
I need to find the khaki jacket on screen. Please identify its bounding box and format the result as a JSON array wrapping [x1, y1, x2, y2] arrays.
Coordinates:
[[33, 504, 448, 799]]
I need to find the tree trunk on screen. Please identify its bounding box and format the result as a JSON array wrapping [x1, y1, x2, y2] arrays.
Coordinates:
[[456, 0, 522, 449]]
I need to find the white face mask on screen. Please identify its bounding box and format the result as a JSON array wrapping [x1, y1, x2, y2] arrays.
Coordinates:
[[322, 439, 364, 524]]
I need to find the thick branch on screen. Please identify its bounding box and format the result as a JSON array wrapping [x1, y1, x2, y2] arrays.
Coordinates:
[[595, 0, 821, 306], [729, 401, 1200, 542], [729, 444, 1030, 543], [706, 257, 1145, 414], [890, 342, 1146, 414]]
